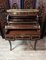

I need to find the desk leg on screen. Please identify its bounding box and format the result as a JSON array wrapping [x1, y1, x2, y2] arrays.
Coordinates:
[[9, 40, 12, 51], [34, 40, 37, 50]]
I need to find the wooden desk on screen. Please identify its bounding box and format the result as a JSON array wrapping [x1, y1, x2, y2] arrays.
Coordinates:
[[5, 9, 40, 50]]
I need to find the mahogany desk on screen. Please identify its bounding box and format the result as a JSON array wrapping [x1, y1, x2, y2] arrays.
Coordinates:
[[5, 9, 40, 50]]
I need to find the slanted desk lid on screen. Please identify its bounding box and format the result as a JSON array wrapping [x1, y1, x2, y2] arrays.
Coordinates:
[[6, 9, 39, 16]]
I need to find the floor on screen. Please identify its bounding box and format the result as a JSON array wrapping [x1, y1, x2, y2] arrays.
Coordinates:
[[0, 36, 46, 60]]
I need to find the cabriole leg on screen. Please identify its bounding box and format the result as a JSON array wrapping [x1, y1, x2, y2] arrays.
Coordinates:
[[9, 40, 12, 51], [34, 40, 37, 50]]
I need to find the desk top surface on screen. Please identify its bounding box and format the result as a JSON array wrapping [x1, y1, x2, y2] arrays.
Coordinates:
[[7, 9, 39, 13]]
